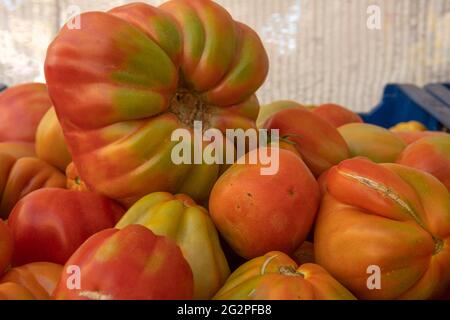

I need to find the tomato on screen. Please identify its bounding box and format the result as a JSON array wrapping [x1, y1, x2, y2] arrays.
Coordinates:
[[65, 162, 89, 192], [0, 154, 66, 219], [8, 188, 125, 265], [397, 135, 450, 191], [210, 148, 320, 259], [256, 100, 303, 129], [214, 251, 356, 300], [311, 103, 363, 128], [35, 108, 72, 171], [45, 1, 268, 205], [1, 262, 62, 299], [0, 83, 52, 143], [264, 106, 350, 177], [116, 192, 230, 299], [0, 220, 12, 275], [53, 224, 194, 300], [338, 123, 406, 163], [0, 282, 35, 300], [315, 157, 450, 299]]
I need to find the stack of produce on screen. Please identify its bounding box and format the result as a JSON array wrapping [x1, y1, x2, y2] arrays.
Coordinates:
[[0, 0, 449, 300]]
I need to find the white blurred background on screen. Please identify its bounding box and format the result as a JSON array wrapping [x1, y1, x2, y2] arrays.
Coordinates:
[[0, 0, 449, 112]]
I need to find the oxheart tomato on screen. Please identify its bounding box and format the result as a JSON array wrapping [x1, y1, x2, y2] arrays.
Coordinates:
[[397, 135, 450, 192], [315, 158, 450, 300], [53, 224, 194, 300], [0, 83, 52, 143], [35, 107, 72, 171], [214, 251, 356, 300], [0, 154, 66, 219], [209, 148, 320, 259], [311, 103, 363, 128], [338, 123, 406, 163], [0, 220, 12, 275], [8, 188, 125, 265], [263, 105, 350, 177], [45, 0, 269, 205], [1, 262, 62, 299], [0, 282, 35, 300], [116, 192, 230, 299]]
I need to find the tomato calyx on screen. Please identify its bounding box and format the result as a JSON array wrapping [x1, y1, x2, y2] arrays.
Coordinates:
[[169, 88, 213, 130]]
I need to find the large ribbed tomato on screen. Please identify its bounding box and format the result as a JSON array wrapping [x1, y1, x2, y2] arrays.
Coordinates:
[[53, 224, 194, 300], [0, 83, 52, 143], [8, 188, 124, 265], [263, 105, 350, 177], [0, 262, 62, 300], [0, 154, 66, 219], [214, 251, 356, 300], [0, 219, 12, 275], [397, 135, 450, 192], [116, 192, 230, 299], [315, 158, 450, 300], [45, 0, 268, 205], [35, 108, 72, 171]]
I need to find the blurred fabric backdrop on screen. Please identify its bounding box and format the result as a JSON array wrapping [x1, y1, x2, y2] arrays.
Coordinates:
[[0, 0, 449, 112]]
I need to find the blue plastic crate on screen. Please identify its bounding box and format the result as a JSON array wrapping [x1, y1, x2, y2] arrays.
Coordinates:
[[361, 84, 450, 131]]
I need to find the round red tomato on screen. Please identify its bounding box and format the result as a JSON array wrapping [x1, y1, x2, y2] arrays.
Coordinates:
[[53, 224, 193, 300]]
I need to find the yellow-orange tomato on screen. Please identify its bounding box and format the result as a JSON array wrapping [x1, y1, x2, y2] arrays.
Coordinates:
[[65, 162, 89, 192], [338, 123, 406, 163], [214, 251, 356, 300], [1, 262, 63, 299], [0, 220, 12, 275]]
